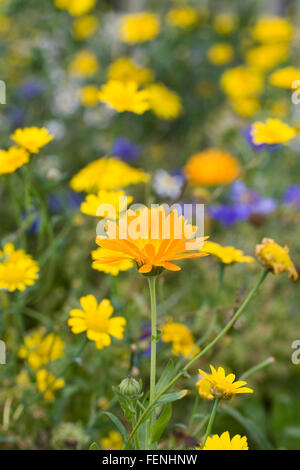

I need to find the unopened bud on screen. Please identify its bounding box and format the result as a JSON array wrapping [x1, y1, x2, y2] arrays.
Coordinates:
[[119, 376, 141, 397]]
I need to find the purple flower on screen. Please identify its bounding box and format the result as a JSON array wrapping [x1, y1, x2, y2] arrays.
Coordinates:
[[112, 137, 140, 161], [283, 185, 300, 211], [21, 209, 40, 235], [208, 180, 277, 226], [18, 81, 44, 100], [243, 126, 279, 152]]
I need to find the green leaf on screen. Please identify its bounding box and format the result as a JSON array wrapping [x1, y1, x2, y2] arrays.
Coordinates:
[[156, 390, 188, 406], [155, 360, 176, 395], [89, 442, 100, 450], [151, 403, 172, 443], [223, 405, 273, 450], [101, 411, 127, 446]]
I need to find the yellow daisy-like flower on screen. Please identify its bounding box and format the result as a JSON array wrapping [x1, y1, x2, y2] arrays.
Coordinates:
[[269, 66, 300, 89], [251, 16, 293, 44], [0, 146, 29, 175], [72, 15, 99, 40], [196, 376, 214, 401], [231, 97, 260, 118], [166, 7, 198, 29], [161, 321, 200, 358], [101, 431, 124, 450], [0, 243, 39, 292], [69, 50, 99, 78], [55, 0, 96, 17], [98, 80, 150, 114], [184, 149, 240, 186], [70, 157, 149, 193], [207, 43, 234, 66], [213, 13, 237, 35], [201, 431, 248, 450], [201, 241, 254, 265], [245, 44, 288, 72], [36, 369, 65, 402], [146, 83, 182, 120], [91, 247, 134, 276], [79, 85, 99, 107], [255, 237, 298, 281], [68, 295, 126, 350], [108, 57, 154, 85], [18, 330, 65, 370], [80, 189, 133, 218], [198, 365, 253, 400], [250, 118, 296, 145], [221, 66, 263, 99], [120, 12, 160, 44], [11, 127, 53, 154]]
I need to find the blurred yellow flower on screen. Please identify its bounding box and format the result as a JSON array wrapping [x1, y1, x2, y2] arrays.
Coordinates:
[[255, 237, 298, 281], [166, 7, 198, 29], [207, 43, 234, 65], [213, 13, 237, 35], [101, 431, 124, 450], [201, 431, 248, 450], [198, 365, 253, 400], [108, 57, 154, 85], [80, 189, 133, 218], [120, 12, 160, 44], [246, 44, 288, 72], [70, 157, 149, 193], [36, 369, 65, 401], [72, 15, 99, 40], [98, 80, 150, 114], [147, 83, 182, 119], [11, 127, 53, 154], [0, 146, 29, 175], [0, 243, 39, 292], [185, 149, 240, 186], [18, 330, 65, 370], [79, 85, 99, 107], [252, 16, 293, 43], [196, 376, 214, 400], [55, 0, 96, 16], [69, 50, 99, 77], [162, 321, 200, 358], [221, 66, 263, 99], [201, 241, 254, 264], [68, 295, 126, 350], [92, 247, 134, 276], [251, 118, 296, 145], [269, 66, 300, 89], [231, 97, 260, 117]]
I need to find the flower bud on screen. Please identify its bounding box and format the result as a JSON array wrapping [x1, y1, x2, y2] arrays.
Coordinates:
[[119, 376, 141, 397]]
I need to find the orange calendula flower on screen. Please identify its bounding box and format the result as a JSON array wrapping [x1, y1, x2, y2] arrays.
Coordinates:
[[95, 205, 208, 275], [184, 149, 240, 186], [255, 238, 298, 281], [198, 365, 253, 400]]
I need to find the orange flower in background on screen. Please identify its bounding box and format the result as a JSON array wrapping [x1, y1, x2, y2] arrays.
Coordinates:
[[95, 206, 208, 275], [184, 149, 240, 186]]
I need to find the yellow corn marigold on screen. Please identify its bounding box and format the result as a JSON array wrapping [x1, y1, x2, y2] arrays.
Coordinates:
[[95, 205, 208, 275], [245, 44, 288, 72], [251, 16, 293, 43], [0, 146, 29, 175], [68, 295, 126, 350], [162, 321, 200, 358], [147, 83, 182, 119], [101, 431, 124, 450], [255, 237, 298, 281], [92, 247, 134, 276], [11, 127, 53, 154], [207, 43, 234, 65], [198, 365, 253, 400], [69, 50, 99, 77], [184, 149, 240, 186], [80, 189, 133, 218], [36, 369, 65, 401], [0, 243, 39, 292], [79, 85, 99, 107], [196, 376, 214, 400], [120, 12, 160, 44], [55, 0, 96, 16], [201, 241, 254, 264], [201, 431, 248, 450], [98, 80, 150, 114], [221, 66, 263, 99], [108, 57, 154, 85], [166, 7, 198, 29], [213, 13, 237, 35], [250, 118, 296, 145], [269, 66, 300, 89], [72, 15, 99, 40], [70, 157, 149, 193], [231, 97, 260, 118], [18, 330, 65, 370]]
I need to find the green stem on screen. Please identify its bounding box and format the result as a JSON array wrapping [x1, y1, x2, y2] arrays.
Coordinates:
[[127, 269, 268, 445], [200, 398, 220, 449], [146, 275, 157, 449], [240, 357, 275, 381]]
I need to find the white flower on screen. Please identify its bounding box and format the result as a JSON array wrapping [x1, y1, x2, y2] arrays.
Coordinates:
[[152, 169, 184, 199]]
